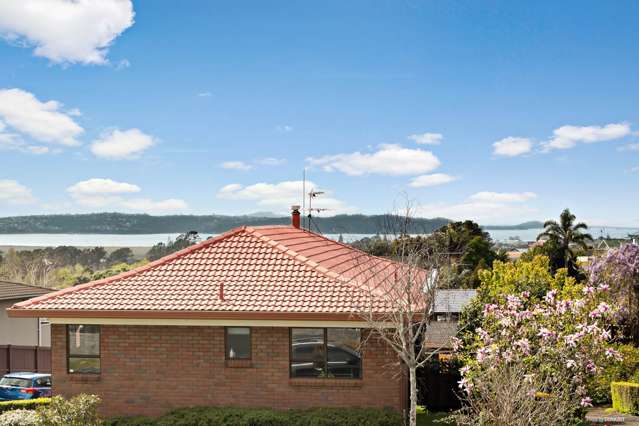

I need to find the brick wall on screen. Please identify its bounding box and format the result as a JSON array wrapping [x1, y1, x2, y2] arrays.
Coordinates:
[[51, 324, 403, 417]]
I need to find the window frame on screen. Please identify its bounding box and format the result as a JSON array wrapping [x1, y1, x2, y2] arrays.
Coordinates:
[[289, 327, 362, 380], [224, 326, 252, 360], [66, 324, 101, 375]]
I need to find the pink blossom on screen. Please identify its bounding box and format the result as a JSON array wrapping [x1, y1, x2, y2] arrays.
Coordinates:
[[580, 397, 593, 407], [566, 359, 577, 369], [538, 327, 556, 340], [514, 338, 531, 355], [544, 290, 558, 304]]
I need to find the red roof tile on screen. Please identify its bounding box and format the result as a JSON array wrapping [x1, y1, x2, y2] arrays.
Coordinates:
[[10, 226, 422, 319]]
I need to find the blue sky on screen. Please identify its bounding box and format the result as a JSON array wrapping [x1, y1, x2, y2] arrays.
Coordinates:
[[0, 0, 638, 226]]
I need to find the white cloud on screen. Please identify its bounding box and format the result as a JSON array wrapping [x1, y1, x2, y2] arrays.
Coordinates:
[[408, 132, 443, 145], [493, 137, 533, 157], [0, 0, 134, 65], [90, 128, 155, 159], [417, 201, 538, 224], [0, 131, 50, 155], [257, 157, 287, 166], [67, 178, 140, 196], [543, 123, 631, 151], [67, 178, 186, 213], [469, 191, 537, 203], [197, 92, 212, 97], [0, 179, 36, 204], [618, 143, 639, 152], [409, 173, 458, 188], [307, 144, 441, 176], [417, 191, 538, 223], [276, 125, 293, 133], [217, 180, 352, 215], [0, 88, 83, 146], [114, 59, 130, 70], [221, 161, 253, 171]]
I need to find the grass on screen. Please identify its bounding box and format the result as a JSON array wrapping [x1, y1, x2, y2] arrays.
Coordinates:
[[416, 407, 455, 426]]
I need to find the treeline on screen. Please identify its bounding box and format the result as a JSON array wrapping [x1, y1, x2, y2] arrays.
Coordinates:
[[0, 233, 202, 289], [350, 220, 508, 288], [0, 212, 451, 234]]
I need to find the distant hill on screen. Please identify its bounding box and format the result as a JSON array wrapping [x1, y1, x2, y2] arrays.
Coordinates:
[[0, 213, 451, 235], [483, 221, 544, 230]]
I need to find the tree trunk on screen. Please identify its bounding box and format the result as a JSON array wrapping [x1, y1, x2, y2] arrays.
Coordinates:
[[409, 366, 417, 426]]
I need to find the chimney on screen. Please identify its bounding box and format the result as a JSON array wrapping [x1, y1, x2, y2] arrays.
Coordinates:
[[291, 205, 301, 229]]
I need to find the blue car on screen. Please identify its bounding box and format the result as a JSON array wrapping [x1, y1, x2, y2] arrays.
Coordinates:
[[0, 373, 52, 400]]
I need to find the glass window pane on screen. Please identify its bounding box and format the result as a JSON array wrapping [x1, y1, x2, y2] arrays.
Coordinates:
[[68, 357, 100, 374], [290, 328, 325, 378], [290, 329, 324, 361], [0, 377, 32, 387], [68, 325, 100, 356], [226, 327, 251, 359], [327, 328, 361, 379]]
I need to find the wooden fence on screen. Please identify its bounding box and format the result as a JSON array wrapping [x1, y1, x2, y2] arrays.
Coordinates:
[[0, 345, 51, 375]]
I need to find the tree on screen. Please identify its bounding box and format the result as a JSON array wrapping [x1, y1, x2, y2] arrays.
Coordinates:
[[354, 206, 445, 426], [589, 243, 639, 344], [106, 248, 134, 266], [454, 282, 621, 424], [537, 208, 592, 279], [147, 231, 200, 261]]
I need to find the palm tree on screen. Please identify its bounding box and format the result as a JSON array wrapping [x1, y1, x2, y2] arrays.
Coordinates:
[[537, 209, 592, 278]]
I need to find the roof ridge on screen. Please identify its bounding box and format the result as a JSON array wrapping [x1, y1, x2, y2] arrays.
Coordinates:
[[12, 227, 248, 309], [245, 226, 349, 284]]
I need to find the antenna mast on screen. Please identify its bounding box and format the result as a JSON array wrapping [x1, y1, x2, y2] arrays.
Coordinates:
[[307, 188, 329, 233], [302, 169, 306, 230]]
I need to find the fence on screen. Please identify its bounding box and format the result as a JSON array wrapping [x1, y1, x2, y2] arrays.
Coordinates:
[[417, 359, 462, 411], [0, 345, 51, 375]]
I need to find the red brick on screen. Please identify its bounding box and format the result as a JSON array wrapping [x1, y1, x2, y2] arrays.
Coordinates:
[[51, 324, 403, 418]]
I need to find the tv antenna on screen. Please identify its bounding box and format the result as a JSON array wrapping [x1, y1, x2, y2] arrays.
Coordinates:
[[307, 188, 329, 232]]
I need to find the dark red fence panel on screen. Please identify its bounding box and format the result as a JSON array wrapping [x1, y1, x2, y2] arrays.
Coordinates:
[[0, 345, 51, 375]]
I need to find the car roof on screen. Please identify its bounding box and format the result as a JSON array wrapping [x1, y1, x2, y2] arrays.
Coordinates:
[[3, 372, 50, 379]]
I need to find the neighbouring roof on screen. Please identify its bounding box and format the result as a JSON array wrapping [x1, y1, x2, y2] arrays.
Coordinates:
[[0, 280, 52, 302], [9, 226, 426, 320], [432, 289, 477, 314]]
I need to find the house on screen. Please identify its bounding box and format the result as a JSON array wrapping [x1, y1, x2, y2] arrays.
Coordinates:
[[424, 289, 476, 352], [8, 211, 418, 418], [0, 280, 52, 346]]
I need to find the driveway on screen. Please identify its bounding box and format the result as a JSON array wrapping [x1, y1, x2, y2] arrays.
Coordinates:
[[587, 408, 639, 425]]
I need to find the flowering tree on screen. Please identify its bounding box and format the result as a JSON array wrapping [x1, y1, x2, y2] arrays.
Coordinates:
[[454, 283, 621, 424], [589, 243, 639, 344]]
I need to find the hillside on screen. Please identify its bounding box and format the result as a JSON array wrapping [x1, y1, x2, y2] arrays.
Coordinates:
[[483, 221, 544, 230], [0, 213, 451, 235]]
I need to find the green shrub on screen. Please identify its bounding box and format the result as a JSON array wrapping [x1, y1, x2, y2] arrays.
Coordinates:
[[37, 394, 101, 426], [105, 407, 402, 426], [611, 382, 639, 415], [0, 409, 39, 426], [0, 399, 50, 414], [591, 344, 639, 404]]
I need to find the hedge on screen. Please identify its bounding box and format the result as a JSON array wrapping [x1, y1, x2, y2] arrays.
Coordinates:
[[611, 382, 639, 415], [0, 398, 51, 414], [105, 407, 403, 426]]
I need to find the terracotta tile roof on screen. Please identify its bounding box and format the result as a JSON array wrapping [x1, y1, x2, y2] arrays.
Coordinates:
[[0, 280, 52, 301], [10, 226, 421, 319]]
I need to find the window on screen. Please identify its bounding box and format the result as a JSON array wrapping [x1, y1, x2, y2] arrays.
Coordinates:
[[290, 328, 361, 379], [67, 325, 100, 374], [34, 376, 52, 387], [226, 327, 251, 359]]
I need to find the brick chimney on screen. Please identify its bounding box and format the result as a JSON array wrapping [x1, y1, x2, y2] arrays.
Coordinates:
[[291, 205, 301, 229]]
